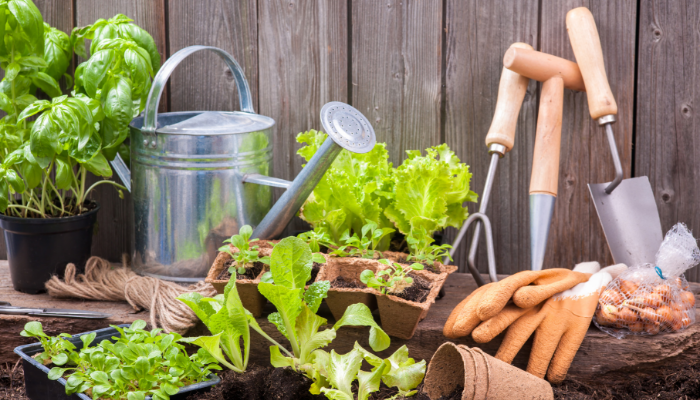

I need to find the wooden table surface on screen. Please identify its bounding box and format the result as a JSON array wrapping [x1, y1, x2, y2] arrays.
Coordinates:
[[2, 261, 699, 382]]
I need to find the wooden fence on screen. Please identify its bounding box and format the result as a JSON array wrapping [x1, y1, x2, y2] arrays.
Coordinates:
[[2, 0, 699, 282]]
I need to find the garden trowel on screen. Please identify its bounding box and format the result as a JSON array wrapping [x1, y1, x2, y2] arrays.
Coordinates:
[[567, 7, 662, 267]]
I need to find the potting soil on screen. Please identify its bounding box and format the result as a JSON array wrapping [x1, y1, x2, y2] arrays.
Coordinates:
[[390, 273, 432, 303], [331, 275, 365, 289], [217, 261, 265, 281], [0, 361, 25, 400], [306, 262, 322, 286]]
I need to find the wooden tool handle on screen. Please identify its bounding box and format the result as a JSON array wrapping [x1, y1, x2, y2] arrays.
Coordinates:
[[503, 47, 585, 92], [566, 7, 617, 119], [484, 43, 533, 152], [530, 77, 564, 196]]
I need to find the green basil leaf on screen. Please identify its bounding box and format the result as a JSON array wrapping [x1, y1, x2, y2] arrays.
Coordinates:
[[69, 132, 101, 163], [118, 23, 160, 71], [18, 55, 47, 68], [124, 48, 149, 94], [83, 49, 115, 98], [17, 99, 51, 122], [6, 169, 24, 193], [42, 24, 71, 81], [83, 152, 112, 177], [55, 156, 71, 189], [0, 93, 12, 114], [29, 112, 57, 168], [7, 0, 44, 56], [102, 75, 132, 126], [15, 93, 37, 110], [32, 71, 62, 98], [0, 4, 7, 55], [3, 148, 24, 167], [20, 160, 41, 189], [90, 22, 118, 55], [5, 62, 20, 81]]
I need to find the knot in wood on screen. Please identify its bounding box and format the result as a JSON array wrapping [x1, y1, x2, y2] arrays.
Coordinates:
[[681, 104, 692, 118], [652, 27, 663, 42], [660, 190, 674, 203]]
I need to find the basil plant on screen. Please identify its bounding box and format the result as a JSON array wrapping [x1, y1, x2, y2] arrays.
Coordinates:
[[0, 0, 159, 218]]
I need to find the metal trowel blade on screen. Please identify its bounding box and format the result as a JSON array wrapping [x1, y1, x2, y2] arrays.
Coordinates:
[[588, 176, 663, 267]]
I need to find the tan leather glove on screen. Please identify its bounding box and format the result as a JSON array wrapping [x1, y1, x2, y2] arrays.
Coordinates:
[[494, 264, 627, 383], [443, 265, 597, 339]]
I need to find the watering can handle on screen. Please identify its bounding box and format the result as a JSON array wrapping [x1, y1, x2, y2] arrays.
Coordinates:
[[142, 45, 255, 137]]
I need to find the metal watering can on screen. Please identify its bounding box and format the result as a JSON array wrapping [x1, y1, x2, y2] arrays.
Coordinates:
[[111, 45, 376, 282]]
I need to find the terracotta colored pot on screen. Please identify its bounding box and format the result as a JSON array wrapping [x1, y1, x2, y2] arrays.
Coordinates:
[[204, 245, 273, 317], [423, 342, 554, 400], [316, 257, 382, 321], [383, 251, 458, 275], [375, 269, 447, 339]]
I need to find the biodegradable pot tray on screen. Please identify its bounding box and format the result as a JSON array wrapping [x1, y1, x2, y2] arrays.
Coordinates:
[[375, 268, 447, 339], [423, 342, 554, 400], [317, 257, 381, 321], [205, 249, 268, 317], [383, 251, 458, 275], [14, 325, 220, 400]]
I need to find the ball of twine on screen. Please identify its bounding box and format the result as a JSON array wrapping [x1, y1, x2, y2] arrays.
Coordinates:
[[45, 256, 217, 334]]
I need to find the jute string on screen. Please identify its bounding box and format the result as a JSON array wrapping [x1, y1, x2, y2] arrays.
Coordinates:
[[45, 256, 217, 334]]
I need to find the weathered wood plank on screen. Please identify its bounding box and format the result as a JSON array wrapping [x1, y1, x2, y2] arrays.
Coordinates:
[[635, 0, 700, 282], [350, 0, 442, 165], [539, 0, 636, 271], [258, 0, 348, 236], [74, 0, 167, 262], [167, 0, 258, 113], [441, 0, 539, 276]]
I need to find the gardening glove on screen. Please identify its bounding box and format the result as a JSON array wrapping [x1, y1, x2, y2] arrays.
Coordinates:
[[443, 263, 598, 339], [494, 263, 628, 383]]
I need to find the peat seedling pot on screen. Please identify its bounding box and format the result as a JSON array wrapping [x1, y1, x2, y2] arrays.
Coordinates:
[[423, 342, 554, 400], [383, 251, 458, 275], [316, 257, 382, 321], [205, 246, 270, 317], [0, 202, 100, 294], [375, 269, 447, 339], [14, 325, 220, 400]]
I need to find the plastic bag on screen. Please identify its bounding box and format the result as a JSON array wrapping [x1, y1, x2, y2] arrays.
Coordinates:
[[594, 223, 699, 338]]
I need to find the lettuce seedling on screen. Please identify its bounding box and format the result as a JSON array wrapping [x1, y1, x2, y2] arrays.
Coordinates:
[[315, 342, 426, 400], [361, 259, 424, 295], [298, 227, 335, 253], [406, 226, 452, 267], [22, 320, 220, 400], [219, 225, 270, 275], [258, 237, 390, 379], [177, 278, 285, 373], [339, 220, 395, 259]]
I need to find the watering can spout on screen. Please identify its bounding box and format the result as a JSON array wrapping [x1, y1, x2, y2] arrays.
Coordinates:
[[250, 101, 376, 239], [111, 155, 132, 193]]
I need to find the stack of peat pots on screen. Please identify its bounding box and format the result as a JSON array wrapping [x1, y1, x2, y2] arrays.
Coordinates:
[[423, 342, 554, 400], [318, 251, 457, 339]]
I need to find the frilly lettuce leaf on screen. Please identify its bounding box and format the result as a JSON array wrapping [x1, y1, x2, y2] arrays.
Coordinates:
[[385, 144, 477, 242], [296, 130, 395, 248]]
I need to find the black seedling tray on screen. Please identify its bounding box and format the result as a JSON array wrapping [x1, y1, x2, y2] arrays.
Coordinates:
[[14, 324, 220, 400]]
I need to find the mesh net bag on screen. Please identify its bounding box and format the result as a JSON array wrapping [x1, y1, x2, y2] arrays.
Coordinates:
[[594, 223, 699, 338]]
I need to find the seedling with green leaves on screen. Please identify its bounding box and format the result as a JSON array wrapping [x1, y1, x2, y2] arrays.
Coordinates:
[[20, 320, 220, 400], [219, 225, 270, 276], [339, 220, 394, 259], [406, 226, 452, 268], [297, 227, 335, 253], [257, 237, 390, 384], [315, 342, 426, 400], [177, 278, 286, 373], [360, 259, 424, 295], [20, 321, 75, 366]]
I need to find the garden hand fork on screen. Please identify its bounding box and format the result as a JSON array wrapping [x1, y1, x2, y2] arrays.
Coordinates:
[[445, 42, 533, 285]]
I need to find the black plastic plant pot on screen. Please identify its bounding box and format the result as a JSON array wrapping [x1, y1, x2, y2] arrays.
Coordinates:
[[14, 325, 221, 400], [0, 202, 100, 294]]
